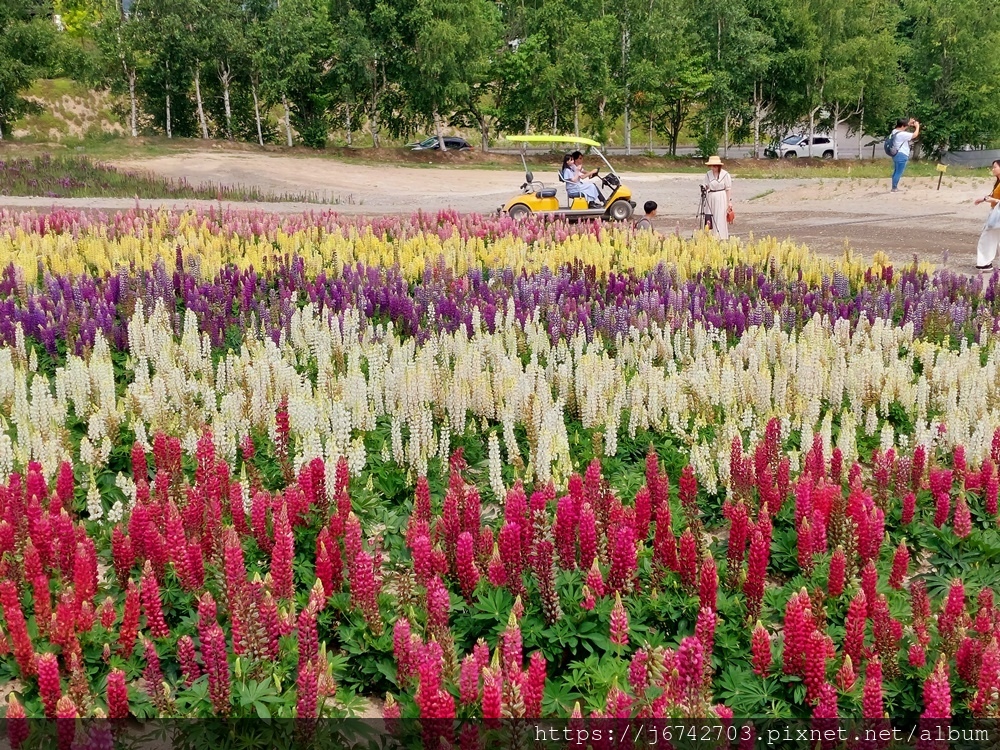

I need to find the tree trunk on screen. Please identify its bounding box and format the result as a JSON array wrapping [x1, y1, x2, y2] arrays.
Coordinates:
[[723, 113, 729, 158], [194, 65, 209, 139], [370, 74, 381, 148], [479, 114, 489, 153], [752, 89, 761, 159], [858, 108, 864, 160], [649, 115, 653, 152], [574, 98, 580, 141], [220, 63, 233, 140], [807, 106, 818, 158], [553, 104, 557, 133], [832, 104, 840, 160], [345, 102, 352, 146], [624, 103, 631, 155], [127, 67, 138, 137], [251, 81, 264, 146], [0, 122, 4, 141], [166, 92, 171, 138], [434, 110, 447, 151], [282, 94, 293, 147]]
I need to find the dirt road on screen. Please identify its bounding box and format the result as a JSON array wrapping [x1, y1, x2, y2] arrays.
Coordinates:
[[3, 152, 991, 272]]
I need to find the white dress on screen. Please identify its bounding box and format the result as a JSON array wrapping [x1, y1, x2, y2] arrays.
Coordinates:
[[704, 169, 732, 240]]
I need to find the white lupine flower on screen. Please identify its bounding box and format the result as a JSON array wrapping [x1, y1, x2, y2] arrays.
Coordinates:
[[347, 436, 366, 476], [0, 432, 13, 482], [79, 436, 96, 466], [86, 477, 104, 521], [108, 499, 124, 524], [865, 405, 878, 436], [879, 422, 895, 452]]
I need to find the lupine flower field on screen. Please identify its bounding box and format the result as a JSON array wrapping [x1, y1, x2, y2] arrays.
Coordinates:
[[2, 206, 1000, 727]]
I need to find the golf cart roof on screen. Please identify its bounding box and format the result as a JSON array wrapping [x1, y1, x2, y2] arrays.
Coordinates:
[[506, 135, 602, 147]]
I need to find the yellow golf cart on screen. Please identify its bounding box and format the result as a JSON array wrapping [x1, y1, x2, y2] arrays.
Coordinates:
[[499, 135, 636, 221]]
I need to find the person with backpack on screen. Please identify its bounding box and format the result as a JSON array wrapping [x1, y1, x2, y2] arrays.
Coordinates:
[[635, 201, 657, 231], [885, 118, 921, 192]]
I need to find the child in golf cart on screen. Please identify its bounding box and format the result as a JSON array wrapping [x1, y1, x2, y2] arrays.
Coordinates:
[[560, 152, 604, 207]]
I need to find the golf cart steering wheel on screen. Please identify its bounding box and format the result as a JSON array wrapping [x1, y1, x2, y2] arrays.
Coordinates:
[[600, 171, 620, 189]]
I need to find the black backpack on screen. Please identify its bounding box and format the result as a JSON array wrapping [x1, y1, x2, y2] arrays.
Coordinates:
[[883, 130, 899, 156]]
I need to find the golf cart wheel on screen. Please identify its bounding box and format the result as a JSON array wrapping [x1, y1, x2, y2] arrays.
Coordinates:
[[508, 204, 531, 221], [608, 199, 633, 222], [784, 151, 797, 159]]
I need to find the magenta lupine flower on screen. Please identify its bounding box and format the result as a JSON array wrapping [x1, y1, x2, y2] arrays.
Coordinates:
[[36, 651, 61, 717], [269, 504, 295, 600], [581, 585, 595, 611], [610, 592, 630, 647], [607, 522, 637, 594], [836, 656, 856, 692], [633, 485, 652, 544], [751, 624, 771, 677], [972, 639, 1000, 716], [953, 496, 972, 538], [455, 531, 480, 601], [744, 530, 768, 622], [501, 607, 523, 677], [415, 640, 455, 719], [921, 656, 951, 719], [861, 657, 883, 719], [725, 500, 750, 585], [676, 636, 705, 704], [142, 638, 165, 707], [297, 604, 319, 670], [629, 648, 650, 694], [425, 575, 451, 641], [678, 528, 698, 590], [177, 635, 202, 687], [578, 502, 598, 571], [523, 651, 546, 717], [296, 660, 319, 718], [861, 560, 878, 617], [802, 628, 829, 705], [486, 543, 507, 587], [498, 521, 524, 596], [350, 549, 384, 635], [698, 553, 718, 613], [901, 492, 917, 525], [6, 695, 28, 750], [481, 668, 503, 719], [844, 590, 867, 668], [118, 579, 141, 656], [827, 546, 846, 598], [889, 539, 910, 590], [909, 643, 927, 668], [459, 654, 480, 706], [554, 495, 578, 569], [813, 682, 838, 719], [139, 560, 169, 638]]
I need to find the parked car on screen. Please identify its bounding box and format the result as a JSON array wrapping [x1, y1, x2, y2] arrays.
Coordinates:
[[765, 134, 835, 159], [407, 136, 472, 151]]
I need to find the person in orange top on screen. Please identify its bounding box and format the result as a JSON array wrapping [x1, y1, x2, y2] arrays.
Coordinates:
[[975, 160, 1000, 270]]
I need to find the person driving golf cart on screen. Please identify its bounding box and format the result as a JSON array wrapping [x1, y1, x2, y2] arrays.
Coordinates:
[[560, 152, 604, 207]]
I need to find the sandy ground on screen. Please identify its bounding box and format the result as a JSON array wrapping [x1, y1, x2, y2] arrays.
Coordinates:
[[2, 151, 993, 273]]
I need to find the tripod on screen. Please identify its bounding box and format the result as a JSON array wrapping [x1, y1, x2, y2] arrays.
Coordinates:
[[697, 185, 714, 231]]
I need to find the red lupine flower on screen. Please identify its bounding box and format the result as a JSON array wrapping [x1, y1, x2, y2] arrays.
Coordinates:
[[676, 636, 705, 706], [698, 553, 718, 613], [140, 560, 169, 638], [481, 668, 503, 719], [889, 539, 910, 589], [554, 495, 578, 569], [956, 636, 982, 685], [349, 549, 383, 635], [584, 558, 606, 600], [6, 695, 27, 750], [393, 617, 416, 686], [203, 621, 231, 716], [725, 500, 750, 586], [751, 624, 771, 677], [314, 528, 335, 598], [498, 521, 524, 596], [297, 604, 319, 670], [269, 504, 295, 601], [36, 651, 61, 717], [679, 465, 699, 517], [456, 531, 480, 601], [782, 591, 810, 677], [501, 607, 523, 678], [901, 492, 916, 525], [411, 533, 435, 586], [250, 491, 271, 553], [31, 574, 51, 638], [296, 660, 319, 719], [610, 592, 629, 647], [56, 694, 77, 750], [677, 528, 698, 590], [55, 461, 75, 512], [797, 516, 814, 575], [922, 656, 951, 719], [580, 585, 595, 611], [860, 559, 878, 617], [142, 638, 166, 708], [939, 579, 968, 648], [802, 628, 828, 704], [953, 496, 972, 539], [933, 491, 951, 529], [744, 530, 768, 622], [97, 596, 116, 630], [836, 656, 856, 692], [118, 579, 140, 655], [425, 574, 451, 641], [415, 640, 455, 719], [523, 651, 546, 717], [633, 485, 652, 544], [696, 606, 718, 665]]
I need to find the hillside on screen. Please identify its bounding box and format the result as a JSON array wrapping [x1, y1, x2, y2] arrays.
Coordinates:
[[12, 78, 125, 142]]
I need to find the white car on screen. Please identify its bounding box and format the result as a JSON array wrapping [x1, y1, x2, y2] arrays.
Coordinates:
[[771, 134, 835, 159]]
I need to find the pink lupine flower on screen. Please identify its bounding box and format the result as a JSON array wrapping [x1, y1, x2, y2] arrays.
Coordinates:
[[350, 549, 384, 635], [481, 668, 503, 719], [901, 491, 916, 525], [425, 575, 451, 641], [751, 624, 771, 677], [250, 491, 271, 553], [813, 682, 838, 719], [269, 504, 295, 600], [56, 694, 78, 750], [523, 651, 546, 717], [744, 530, 768, 622], [415, 641, 455, 719], [908, 643, 926, 668], [836, 656, 856, 692], [411, 533, 435, 585], [456, 531, 480, 601], [955, 636, 982, 685], [933, 491, 951, 529], [844, 590, 867, 667], [889, 539, 910, 589], [679, 465, 699, 515], [862, 658, 883, 719], [607, 522, 637, 594], [861, 560, 878, 617], [203, 621, 231, 715], [938, 579, 968, 648], [296, 660, 319, 718], [177, 635, 202, 687], [140, 560, 169, 638], [142, 638, 166, 708], [118, 579, 141, 656], [802, 628, 829, 704], [953, 496, 972, 538], [314, 528, 335, 597], [972, 639, 1000, 716], [459, 655, 480, 706], [554, 495, 578, 569], [676, 636, 705, 704], [725, 500, 750, 586], [393, 618, 416, 686], [36, 651, 61, 717], [6, 695, 28, 750], [698, 554, 718, 613], [653, 497, 678, 574], [629, 648, 650, 694], [297, 604, 319, 670], [486, 543, 507, 587], [610, 592, 629, 647], [921, 656, 951, 719], [633, 485, 652, 544], [827, 546, 846, 598]]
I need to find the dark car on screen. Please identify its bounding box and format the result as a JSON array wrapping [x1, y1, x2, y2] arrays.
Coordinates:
[[408, 136, 473, 151]]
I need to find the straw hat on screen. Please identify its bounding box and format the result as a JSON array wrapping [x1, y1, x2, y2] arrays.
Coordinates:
[[705, 155, 724, 166]]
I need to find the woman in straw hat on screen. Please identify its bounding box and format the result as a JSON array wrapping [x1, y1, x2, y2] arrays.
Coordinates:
[[703, 155, 733, 240]]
